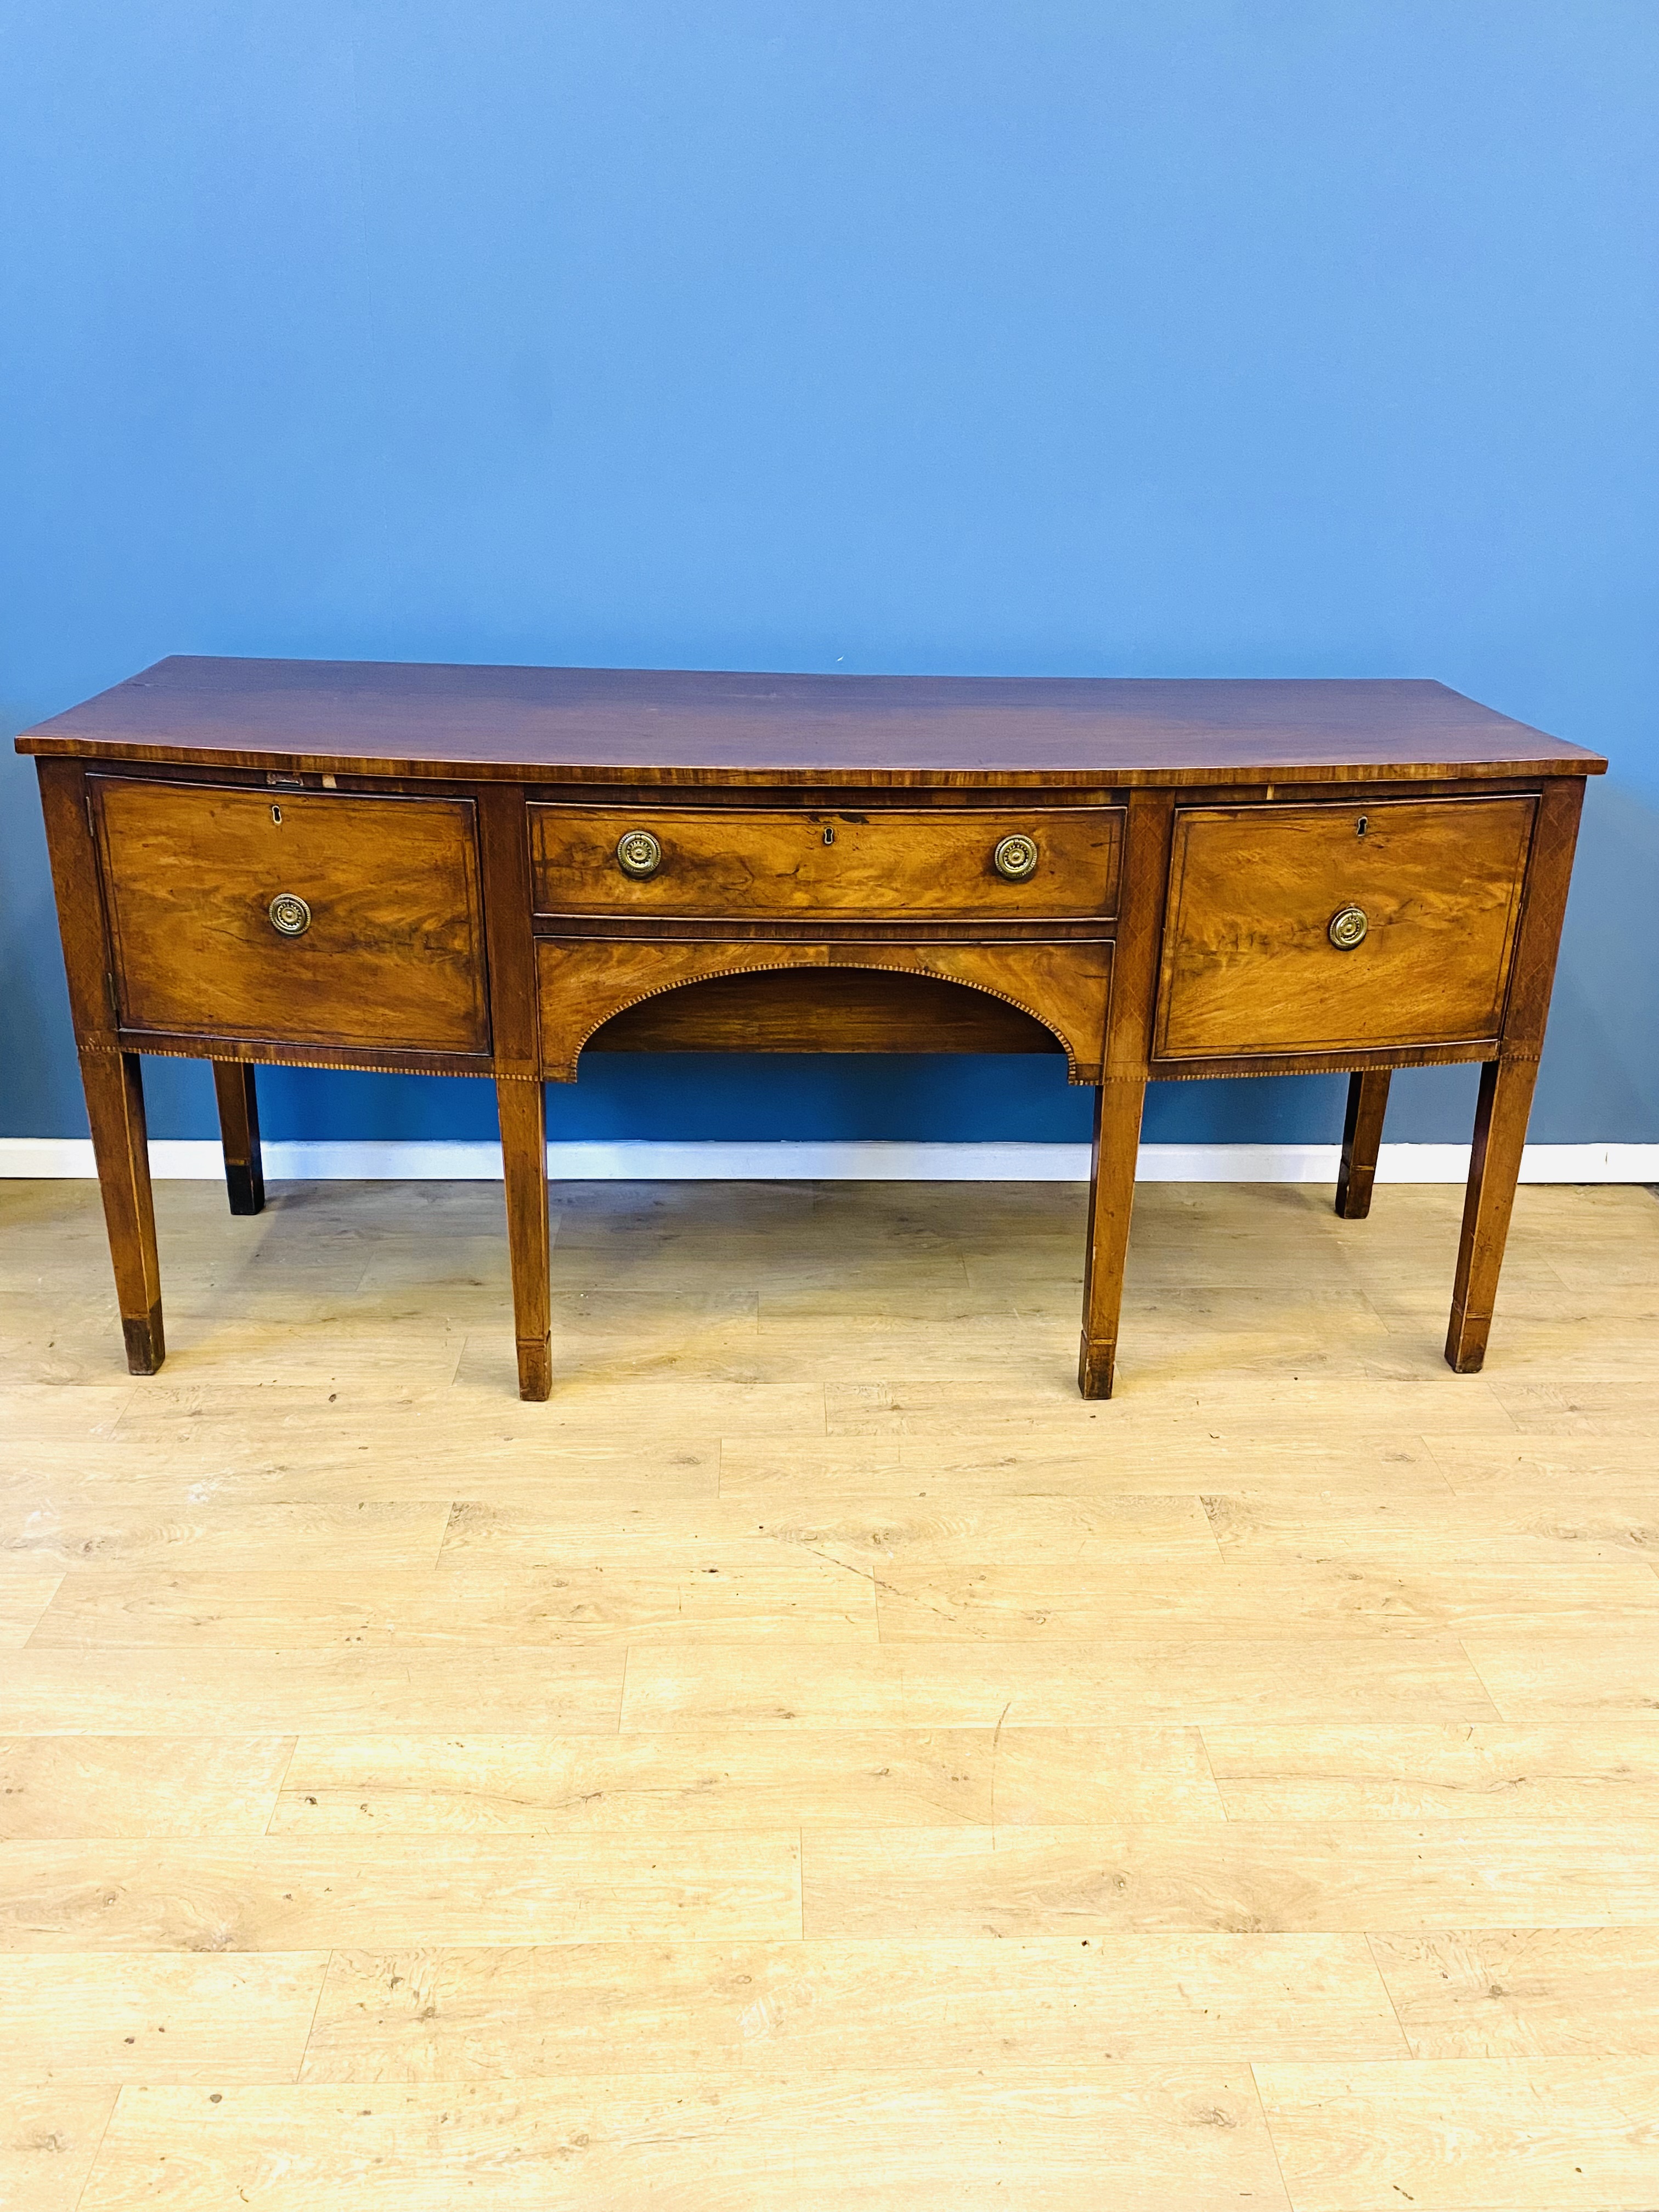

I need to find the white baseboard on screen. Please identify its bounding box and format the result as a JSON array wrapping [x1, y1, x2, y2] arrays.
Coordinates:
[[1, 1137, 1655, 1183]]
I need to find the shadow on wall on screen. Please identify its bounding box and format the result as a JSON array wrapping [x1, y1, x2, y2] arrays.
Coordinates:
[[1, 747, 1655, 1148]]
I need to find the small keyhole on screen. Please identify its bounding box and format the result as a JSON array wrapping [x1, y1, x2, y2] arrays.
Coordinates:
[[271, 805, 283, 825], [1356, 816, 1367, 837], [823, 825, 834, 845]]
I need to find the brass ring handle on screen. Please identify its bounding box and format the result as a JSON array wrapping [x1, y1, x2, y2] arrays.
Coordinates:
[[616, 830, 663, 880], [1328, 904, 1368, 950], [267, 892, 312, 938], [992, 833, 1040, 883]]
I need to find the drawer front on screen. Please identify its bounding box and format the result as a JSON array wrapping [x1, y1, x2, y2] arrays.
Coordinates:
[[529, 804, 1123, 921], [93, 780, 490, 1054], [1154, 795, 1537, 1060]]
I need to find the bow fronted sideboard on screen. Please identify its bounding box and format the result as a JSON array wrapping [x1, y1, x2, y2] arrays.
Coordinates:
[[18, 658, 1605, 1399]]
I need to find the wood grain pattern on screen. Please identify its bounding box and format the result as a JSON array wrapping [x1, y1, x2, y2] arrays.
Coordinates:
[[802, 1823, 1659, 1936], [1446, 1057, 1540, 1373], [26, 1562, 881, 1646], [0, 1953, 329, 2080], [1254, 2057, 1659, 2211], [494, 1077, 551, 1401], [78, 1051, 164, 1375], [473, 782, 541, 1080], [0, 1646, 627, 1735], [298, 1935, 1404, 2078], [2, 1174, 1655, 2205], [1197, 1489, 1659, 1567], [24, 661, 1601, 1397], [1459, 1634, 1659, 1717], [0, 1836, 803, 1949], [0, 1564, 61, 1647], [33, 758, 121, 1052], [1, 1500, 454, 1575], [1154, 795, 1537, 1060], [269, 1726, 1223, 1832], [210, 1061, 264, 1216], [1485, 772, 1588, 1059], [867, 1557, 1659, 1641], [1203, 1725, 1659, 1824], [92, 778, 489, 1053], [0, 1737, 294, 1838], [1441, 777, 1589, 1379], [618, 1638, 1502, 1729], [434, 1490, 1221, 1568], [536, 934, 1114, 1080], [76, 2074, 1294, 2210], [586, 965, 1065, 1053], [0, 2085, 116, 2212], [530, 800, 1124, 918], [1368, 1929, 1659, 2056], [1081, 787, 1172, 1393], [719, 1432, 1457, 1502], [18, 656, 1607, 784], [1335, 1069, 1390, 1218]]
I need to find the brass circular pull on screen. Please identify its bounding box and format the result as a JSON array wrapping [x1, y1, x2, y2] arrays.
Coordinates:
[[992, 833, 1039, 883], [267, 892, 312, 938], [1328, 904, 1368, 950], [616, 830, 663, 880]]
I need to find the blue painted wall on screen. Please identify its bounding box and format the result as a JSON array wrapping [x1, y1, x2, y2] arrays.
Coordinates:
[[4, 0, 1656, 1148]]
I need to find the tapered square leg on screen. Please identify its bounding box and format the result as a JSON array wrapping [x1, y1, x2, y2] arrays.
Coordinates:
[[212, 1061, 265, 1216], [1335, 1069, 1391, 1219], [1077, 1073, 1147, 1399], [80, 1049, 165, 1374], [497, 1076, 551, 1401], [1445, 1056, 1539, 1374]]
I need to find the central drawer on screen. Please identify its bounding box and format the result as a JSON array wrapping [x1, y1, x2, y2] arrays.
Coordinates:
[[529, 804, 1124, 922]]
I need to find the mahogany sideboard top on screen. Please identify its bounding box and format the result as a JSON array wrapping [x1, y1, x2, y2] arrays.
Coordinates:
[[22, 655, 1601, 785], [18, 656, 1606, 1401]]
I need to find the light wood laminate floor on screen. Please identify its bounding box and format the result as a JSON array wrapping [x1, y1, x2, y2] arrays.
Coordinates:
[[2, 1172, 1657, 2210]]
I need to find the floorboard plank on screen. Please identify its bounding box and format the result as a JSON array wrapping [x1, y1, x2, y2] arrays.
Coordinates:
[[802, 1823, 1659, 1936], [0, 1953, 329, 2081], [1202, 1723, 1659, 1822], [1254, 2057, 1659, 2211], [28, 1564, 878, 1647], [0, 2084, 117, 2212], [78, 2073, 1294, 2210], [0, 1737, 295, 1838], [297, 1935, 1406, 2080], [0, 1502, 454, 1574], [0, 1562, 62, 1647], [268, 1725, 1224, 1832], [1461, 1634, 1659, 1718], [0, 1836, 802, 1949], [1368, 1929, 1659, 2056], [870, 1559, 1659, 1641], [620, 1638, 1501, 1729], [0, 1648, 625, 1735]]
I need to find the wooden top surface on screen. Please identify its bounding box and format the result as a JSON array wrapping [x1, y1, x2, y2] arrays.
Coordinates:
[[15, 656, 1606, 787]]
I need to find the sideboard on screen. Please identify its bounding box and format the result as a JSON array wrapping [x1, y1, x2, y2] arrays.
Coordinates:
[[18, 658, 1605, 1399]]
